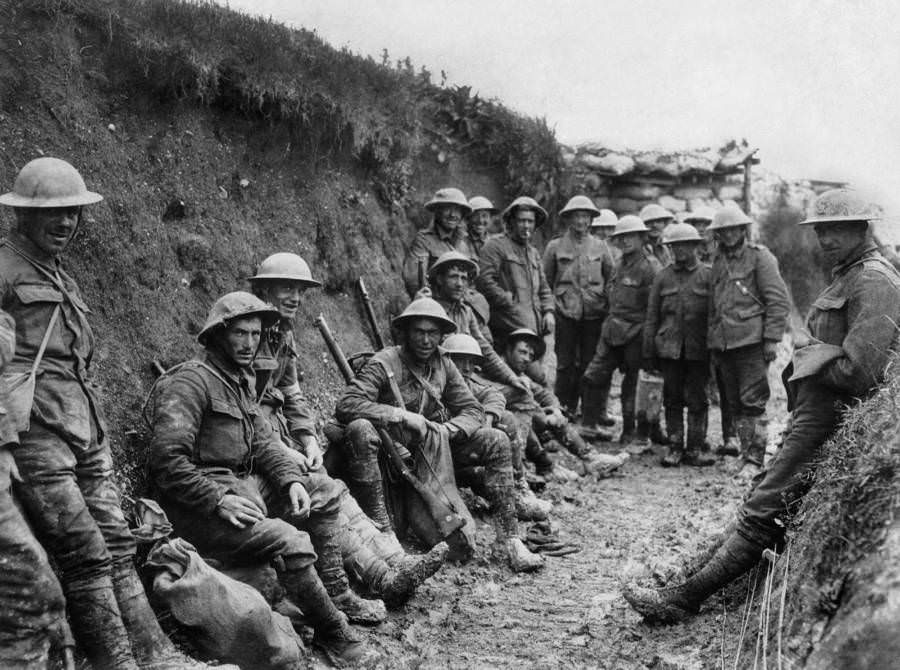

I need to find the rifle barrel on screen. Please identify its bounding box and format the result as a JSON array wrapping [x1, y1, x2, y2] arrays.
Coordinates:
[[357, 278, 385, 350], [314, 314, 354, 384]]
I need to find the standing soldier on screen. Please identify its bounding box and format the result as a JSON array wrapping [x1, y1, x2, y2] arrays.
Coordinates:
[[591, 209, 621, 263], [477, 196, 555, 351], [643, 223, 715, 467], [581, 215, 663, 443], [466, 195, 498, 264], [683, 206, 717, 263], [707, 206, 790, 467], [0, 157, 210, 670], [402, 187, 474, 296], [543, 196, 615, 420], [625, 189, 900, 622], [640, 203, 676, 267]]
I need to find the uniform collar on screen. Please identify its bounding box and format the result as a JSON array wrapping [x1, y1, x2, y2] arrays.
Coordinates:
[[428, 222, 457, 244], [7, 231, 64, 269], [722, 241, 747, 260], [203, 348, 255, 389], [831, 242, 879, 278]]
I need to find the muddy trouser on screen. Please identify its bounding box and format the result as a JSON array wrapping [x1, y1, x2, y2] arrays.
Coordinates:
[[582, 336, 642, 430], [712, 343, 770, 459], [737, 380, 844, 547], [660, 357, 709, 441], [0, 449, 67, 669], [11, 419, 138, 667], [511, 411, 554, 473], [449, 427, 518, 540], [554, 314, 604, 413], [335, 478, 406, 583], [713, 362, 734, 440]]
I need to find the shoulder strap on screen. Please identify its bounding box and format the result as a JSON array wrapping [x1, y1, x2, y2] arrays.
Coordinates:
[[375, 357, 407, 409], [5, 241, 87, 314], [28, 305, 61, 380]]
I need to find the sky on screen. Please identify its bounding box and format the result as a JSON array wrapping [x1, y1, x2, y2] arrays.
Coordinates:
[[221, 0, 900, 212]]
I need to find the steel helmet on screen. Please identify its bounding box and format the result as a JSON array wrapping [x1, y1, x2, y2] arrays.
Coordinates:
[[662, 222, 703, 244], [442, 333, 482, 359], [506, 327, 546, 359], [197, 291, 280, 344], [501, 196, 548, 227], [468, 196, 497, 214], [428, 250, 479, 280], [559, 195, 601, 218], [708, 206, 752, 230], [609, 214, 649, 237], [391, 297, 457, 334], [683, 206, 716, 223], [249, 252, 322, 287], [591, 209, 618, 228], [799, 189, 878, 225], [425, 187, 472, 215], [639, 203, 674, 223], [0, 157, 103, 208]]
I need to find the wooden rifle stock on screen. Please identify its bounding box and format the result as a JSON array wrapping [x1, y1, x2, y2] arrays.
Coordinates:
[[356, 278, 385, 350], [417, 256, 427, 290]]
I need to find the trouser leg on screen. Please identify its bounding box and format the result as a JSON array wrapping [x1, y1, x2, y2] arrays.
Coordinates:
[[582, 340, 623, 430], [343, 419, 392, 529], [619, 339, 642, 439], [554, 313, 579, 413], [660, 358, 686, 447]]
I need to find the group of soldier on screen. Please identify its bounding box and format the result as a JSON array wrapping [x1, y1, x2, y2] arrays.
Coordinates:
[[1, 155, 899, 669]]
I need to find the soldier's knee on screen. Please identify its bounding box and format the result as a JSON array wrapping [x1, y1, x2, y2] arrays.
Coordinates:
[[345, 419, 380, 459]]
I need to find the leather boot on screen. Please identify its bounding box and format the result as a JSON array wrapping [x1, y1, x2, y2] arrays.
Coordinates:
[[346, 469, 392, 531], [580, 382, 614, 428], [683, 411, 715, 467], [716, 435, 741, 456], [633, 411, 651, 447], [735, 416, 754, 461], [280, 564, 379, 668], [649, 417, 667, 445], [745, 417, 768, 466], [514, 477, 552, 521], [66, 576, 139, 670], [113, 565, 228, 670], [376, 542, 449, 606], [623, 533, 763, 623]]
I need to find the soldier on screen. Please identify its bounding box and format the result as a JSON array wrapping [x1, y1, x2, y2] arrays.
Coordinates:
[[683, 206, 716, 264], [146, 292, 378, 666], [335, 298, 544, 572], [643, 223, 715, 467], [402, 187, 475, 296], [707, 206, 790, 467], [440, 332, 552, 521], [625, 188, 900, 622], [640, 203, 676, 267], [476, 196, 555, 351], [581, 215, 663, 444], [591, 209, 621, 263], [466, 195, 498, 263], [248, 252, 447, 607], [543, 195, 615, 419], [0, 308, 69, 670], [0, 157, 210, 670]]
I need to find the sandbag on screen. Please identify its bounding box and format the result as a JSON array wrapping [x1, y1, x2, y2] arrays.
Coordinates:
[[147, 539, 305, 670]]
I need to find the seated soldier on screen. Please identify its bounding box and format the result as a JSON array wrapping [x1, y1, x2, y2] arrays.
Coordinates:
[[502, 329, 628, 478], [146, 292, 379, 667], [335, 297, 544, 572], [441, 332, 552, 522], [248, 252, 447, 604]]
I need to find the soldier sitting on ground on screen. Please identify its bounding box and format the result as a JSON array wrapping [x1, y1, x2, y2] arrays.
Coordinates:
[[146, 292, 379, 667], [248, 252, 448, 607], [624, 189, 900, 622], [334, 297, 544, 572]]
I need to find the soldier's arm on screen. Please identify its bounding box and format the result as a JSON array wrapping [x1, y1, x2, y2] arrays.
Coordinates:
[[470, 311, 520, 386], [537, 255, 554, 315], [542, 242, 557, 289], [148, 372, 231, 517], [757, 249, 791, 342], [0, 309, 14, 369], [334, 355, 406, 427], [643, 275, 663, 359], [476, 382, 507, 422], [278, 354, 317, 439], [820, 269, 900, 396], [442, 359, 486, 437], [475, 240, 515, 310], [532, 378, 561, 410]]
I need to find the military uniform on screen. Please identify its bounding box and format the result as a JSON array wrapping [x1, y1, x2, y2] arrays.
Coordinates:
[[476, 232, 554, 347], [402, 224, 475, 296], [582, 250, 662, 436], [542, 231, 615, 412], [643, 260, 712, 450], [645, 239, 673, 268], [0, 308, 68, 669], [708, 242, 790, 463]]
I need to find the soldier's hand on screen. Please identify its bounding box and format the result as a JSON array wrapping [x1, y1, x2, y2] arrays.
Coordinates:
[[763, 340, 779, 363], [541, 312, 556, 335], [414, 286, 433, 300], [510, 376, 529, 393], [287, 482, 311, 521], [402, 410, 428, 440], [303, 437, 324, 471], [216, 494, 265, 529], [283, 445, 311, 472]]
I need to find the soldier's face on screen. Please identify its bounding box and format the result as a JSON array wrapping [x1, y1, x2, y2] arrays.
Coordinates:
[[451, 354, 476, 377], [506, 340, 535, 374], [436, 266, 470, 302], [715, 226, 746, 248], [647, 218, 670, 240], [406, 317, 442, 361], [262, 281, 304, 320], [509, 210, 536, 243], [591, 226, 610, 240], [468, 210, 492, 240], [219, 317, 262, 368], [617, 232, 643, 255], [567, 211, 592, 236], [814, 221, 868, 267], [16, 206, 80, 256], [670, 241, 698, 266], [434, 205, 464, 235]]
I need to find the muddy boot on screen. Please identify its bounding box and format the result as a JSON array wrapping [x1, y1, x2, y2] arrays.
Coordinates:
[[716, 435, 741, 456], [514, 477, 552, 521], [649, 417, 667, 445], [745, 417, 768, 466], [497, 537, 545, 573], [660, 408, 684, 466], [377, 542, 449, 606], [66, 577, 139, 670], [330, 589, 386, 625], [485, 468, 544, 573], [281, 564, 379, 668], [623, 533, 763, 623], [580, 382, 616, 433], [683, 411, 716, 467], [346, 469, 392, 531]]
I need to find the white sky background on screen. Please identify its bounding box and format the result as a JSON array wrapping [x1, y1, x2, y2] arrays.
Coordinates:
[[221, 0, 900, 212]]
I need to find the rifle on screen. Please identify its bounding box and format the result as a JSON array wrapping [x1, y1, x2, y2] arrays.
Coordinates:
[[417, 256, 427, 291], [356, 278, 385, 350], [313, 314, 467, 541]]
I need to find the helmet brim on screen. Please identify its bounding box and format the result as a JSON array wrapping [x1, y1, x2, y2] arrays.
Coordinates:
[[0, 191, 103, 208], [391, 313, 457, 335], [425, 200, 473, 215], [248, 274, 323, 287], [197, 308, 281, 344], [798, 215, 878, 226]]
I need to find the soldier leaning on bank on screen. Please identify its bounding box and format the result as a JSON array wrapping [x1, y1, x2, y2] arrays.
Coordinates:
[[707, 206, 790, 466], [0, 157, 213, 670], [542, 196, 615, 418], [625, 188, 900, 623], [642, 223, 715, 468]]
